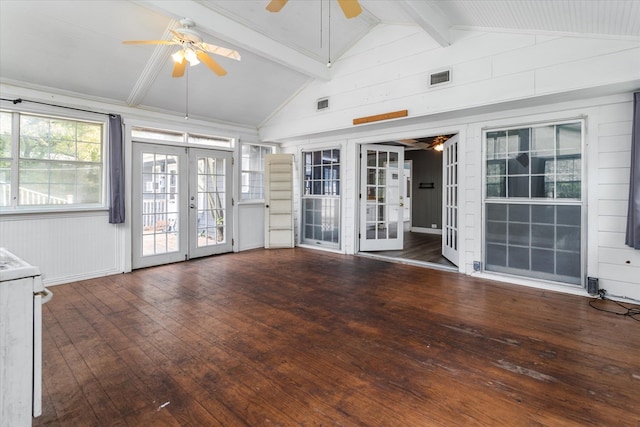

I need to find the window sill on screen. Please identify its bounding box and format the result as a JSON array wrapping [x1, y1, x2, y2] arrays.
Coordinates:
[[0, 206, 108, 217]]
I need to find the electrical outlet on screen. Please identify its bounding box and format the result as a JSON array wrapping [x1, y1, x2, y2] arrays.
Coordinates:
[[473, 261, 481, 271], [431, 223, 437, 229]]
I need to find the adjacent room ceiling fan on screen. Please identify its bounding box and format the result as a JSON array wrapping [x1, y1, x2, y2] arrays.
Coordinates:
[[122, 18, 241, 77], [266, 0, 362, 18]]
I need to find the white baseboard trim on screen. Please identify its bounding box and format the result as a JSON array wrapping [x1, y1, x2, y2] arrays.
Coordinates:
[[411, 227, 442, 235]]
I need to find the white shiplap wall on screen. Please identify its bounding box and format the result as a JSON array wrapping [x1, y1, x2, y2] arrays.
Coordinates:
[[280, 93, 640, 302], [270, 21, 640, 302], [261, 25, 639, 142], [595, 100, 640, 299]]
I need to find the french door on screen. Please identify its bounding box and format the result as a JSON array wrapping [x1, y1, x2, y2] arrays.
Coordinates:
[[132, 143, 233, 269], [442, 134, 459, 266], [359, 144, 404, 251]]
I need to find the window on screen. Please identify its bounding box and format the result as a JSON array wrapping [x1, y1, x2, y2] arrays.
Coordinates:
[[302, 149, 341, 247], [241, 144, 275, 200], [131, 128, 234, 149], [1, 111, 105, 210], [484, 121, 583, 284]]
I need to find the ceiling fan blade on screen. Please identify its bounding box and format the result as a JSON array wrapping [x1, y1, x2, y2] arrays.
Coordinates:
[[200, 43, 241, 61], [172, 58, 186, 78], [266, 0, 288, 12], [196, 51, 227, 76], [122, 40, 175, 45], [337, 0, 362, 18]]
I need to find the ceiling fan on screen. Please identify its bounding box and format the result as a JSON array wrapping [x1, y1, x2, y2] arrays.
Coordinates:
[[122, 18, 241, 77], [266, 0, 362, 19]]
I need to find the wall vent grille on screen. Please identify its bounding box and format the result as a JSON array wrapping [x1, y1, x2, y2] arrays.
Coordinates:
[[430, 70, 451, 86], [317, 97, 329, 110]]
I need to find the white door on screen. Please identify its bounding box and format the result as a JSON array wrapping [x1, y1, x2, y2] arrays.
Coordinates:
[[442, 134, 459, 266], [188, 148, 233, 258], [264, 154, 294, 248], [132, 143, 233, 269], [360, 144, 404, 251]]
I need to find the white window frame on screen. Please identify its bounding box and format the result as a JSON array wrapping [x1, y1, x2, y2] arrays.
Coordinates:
[[301, 147, 342, 249], [0, 108, 108, 213], [482, 118, 586, 287], [240, 142, 276, 202]]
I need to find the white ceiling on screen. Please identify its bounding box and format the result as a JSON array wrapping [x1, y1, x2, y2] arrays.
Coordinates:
[[1, 0, 638, 129]]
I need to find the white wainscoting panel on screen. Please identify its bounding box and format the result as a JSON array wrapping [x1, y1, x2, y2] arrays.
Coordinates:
[[0, 211, 122, 286], [238, 203, 266, 251]]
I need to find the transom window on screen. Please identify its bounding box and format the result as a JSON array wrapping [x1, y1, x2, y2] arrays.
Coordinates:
[[1, 110, 105, 210], [484, 121, 583, 285], [131, 127, 234, 149]]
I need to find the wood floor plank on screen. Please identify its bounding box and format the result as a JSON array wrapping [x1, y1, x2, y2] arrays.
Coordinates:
[[34, 248, 640, 426]]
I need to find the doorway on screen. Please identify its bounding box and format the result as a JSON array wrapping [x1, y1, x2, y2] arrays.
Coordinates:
[[358, 134, 458, 270], [132, 143, 233, 269]]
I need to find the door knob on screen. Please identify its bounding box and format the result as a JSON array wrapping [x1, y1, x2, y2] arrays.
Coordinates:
[[190, 203, 195, 208]]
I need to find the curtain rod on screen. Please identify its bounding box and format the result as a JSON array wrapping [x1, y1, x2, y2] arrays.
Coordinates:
[[0, 97, 116, 117]]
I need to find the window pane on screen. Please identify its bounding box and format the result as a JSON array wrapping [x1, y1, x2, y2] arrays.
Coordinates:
[[0, 160, 10, 207], [556, 123, 582, 155], [0, 112, 11, 158], [132, 128, 183, 142], [507, 176, 529, 197]]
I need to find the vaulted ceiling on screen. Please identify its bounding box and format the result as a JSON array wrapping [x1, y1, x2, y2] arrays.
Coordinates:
[[1, 1, 638, 129]]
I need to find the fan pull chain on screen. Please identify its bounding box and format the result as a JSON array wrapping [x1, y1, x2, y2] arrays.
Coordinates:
[[327, 0, 332, 68], [185, 66, 189, 120], [320, 0, 323, 49]]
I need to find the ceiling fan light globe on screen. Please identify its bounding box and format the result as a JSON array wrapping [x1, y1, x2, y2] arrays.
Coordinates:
[[184, 48, 199, 65], [172, 50, 185, 63]]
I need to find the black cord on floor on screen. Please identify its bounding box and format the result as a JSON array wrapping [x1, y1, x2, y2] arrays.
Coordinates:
[[589, 290, 640, 322]]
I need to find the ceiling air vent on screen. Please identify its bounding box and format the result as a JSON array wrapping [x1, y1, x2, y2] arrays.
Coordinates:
[[429, 69, 451, 86], [316, 97, 329, 111]]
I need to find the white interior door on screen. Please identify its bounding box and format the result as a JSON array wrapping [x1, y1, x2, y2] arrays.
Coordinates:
[[132, 143, 233, 269], [264, 154, 294, 248], [442, 134, 459, 266], [360, 144, 404, 251]]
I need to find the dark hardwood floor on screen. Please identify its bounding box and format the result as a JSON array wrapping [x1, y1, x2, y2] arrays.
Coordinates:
[[34, 248, 639, 426], [366, 231, 455, 267]]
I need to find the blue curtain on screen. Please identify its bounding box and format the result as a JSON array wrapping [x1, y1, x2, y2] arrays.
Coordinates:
[[108, 114, 125, 224], [625, 92, 640, 249]]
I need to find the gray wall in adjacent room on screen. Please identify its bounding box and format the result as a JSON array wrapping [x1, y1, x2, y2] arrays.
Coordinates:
[[405, 149, 442, 229]]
